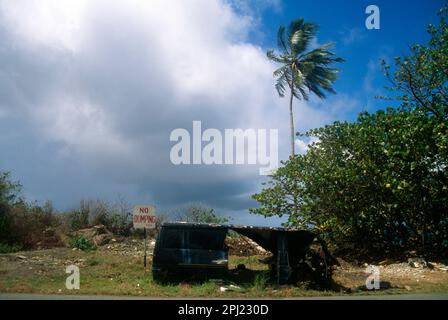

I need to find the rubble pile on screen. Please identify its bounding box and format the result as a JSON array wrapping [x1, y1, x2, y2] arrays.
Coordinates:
[[104, 238, 156, 257], [225, 235, 269, 256], [74, 225, 114, 246]]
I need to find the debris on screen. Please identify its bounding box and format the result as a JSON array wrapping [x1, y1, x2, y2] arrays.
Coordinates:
[[408, 257, 428, 268], [219, 285, 242, 293], [74, 224, 113, 247], [225, 235, 268, 257], [429, 262, 448, 272], [93, 233, 113, 246]]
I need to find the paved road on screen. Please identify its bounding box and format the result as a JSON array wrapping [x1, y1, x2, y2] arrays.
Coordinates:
[[1, 293, 447, 300]]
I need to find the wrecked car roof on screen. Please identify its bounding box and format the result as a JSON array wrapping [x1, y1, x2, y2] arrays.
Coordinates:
[[161, 222, 316, 253]]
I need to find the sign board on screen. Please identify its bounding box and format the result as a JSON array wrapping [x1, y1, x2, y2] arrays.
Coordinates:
[[133, 205, 156, 229]]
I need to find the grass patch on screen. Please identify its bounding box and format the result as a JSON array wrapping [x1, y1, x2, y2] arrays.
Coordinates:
[[1, 247, 448, 298]]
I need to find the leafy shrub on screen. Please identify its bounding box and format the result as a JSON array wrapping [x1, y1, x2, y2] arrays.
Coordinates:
[[251, 109, 448, 258], [6, 203, 60, 249], [251, 8, 448, 259], [0, 243, 22, 253], [252, 272, 269, 291], [70, 236, 96, 251], [173, 204, 230, 224], [65, 198, 133, 236]]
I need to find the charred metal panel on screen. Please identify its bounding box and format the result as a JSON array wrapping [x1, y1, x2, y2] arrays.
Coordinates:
[[152, 224, 228, 281], [152, 222, 321, 284]]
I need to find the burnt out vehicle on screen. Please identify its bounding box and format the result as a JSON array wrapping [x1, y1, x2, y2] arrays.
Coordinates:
[[152, 223, 229, 281], [152, 222, 335, 284], [152, 222, 335, 285]]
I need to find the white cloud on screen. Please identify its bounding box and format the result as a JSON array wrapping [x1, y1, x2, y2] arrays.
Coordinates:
[[0, 0, 353, 224], [339, 27, 366, 46], [295, 137, 319, 155]]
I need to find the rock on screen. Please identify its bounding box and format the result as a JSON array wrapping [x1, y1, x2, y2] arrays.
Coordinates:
[[93, 233, 113, 246], [404, 285, 412, 291], [408, 257, 427, 268], [75, 224, 114, 247], [219, 285, 242, 293]]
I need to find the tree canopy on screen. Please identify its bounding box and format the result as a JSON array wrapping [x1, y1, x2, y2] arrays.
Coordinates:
[[251, 6, 448, 258]]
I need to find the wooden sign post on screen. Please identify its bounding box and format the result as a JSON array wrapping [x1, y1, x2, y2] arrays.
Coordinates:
[[132, 205, 156, 272]]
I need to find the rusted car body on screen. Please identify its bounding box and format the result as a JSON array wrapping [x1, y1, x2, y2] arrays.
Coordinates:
[[152, 222, 329, 284], [152, 223, 229, 281]]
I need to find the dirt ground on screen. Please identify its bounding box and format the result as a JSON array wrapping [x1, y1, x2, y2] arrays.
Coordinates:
[[1, 238, 447, 297]]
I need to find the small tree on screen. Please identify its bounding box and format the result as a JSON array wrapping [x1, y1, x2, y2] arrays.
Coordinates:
[[0, 171, 23, 244], [381, 5, 448, 121], [173, 204, 230, 224]]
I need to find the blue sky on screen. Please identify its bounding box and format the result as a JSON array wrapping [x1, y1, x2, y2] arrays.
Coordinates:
[[252, 0, 444, 121], [0, 0, 444, 226]]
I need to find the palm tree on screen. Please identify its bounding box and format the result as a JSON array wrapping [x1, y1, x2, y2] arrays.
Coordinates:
[[267, 18, 344, 157]]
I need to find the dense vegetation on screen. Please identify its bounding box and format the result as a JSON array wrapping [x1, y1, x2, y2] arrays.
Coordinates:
[[251, 7, 448, 259], [0, 174, 135, 252], [0, 171, 227, 252]]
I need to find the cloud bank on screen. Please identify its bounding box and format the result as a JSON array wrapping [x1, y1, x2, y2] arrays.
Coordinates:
[[0, 0, 353, 225]]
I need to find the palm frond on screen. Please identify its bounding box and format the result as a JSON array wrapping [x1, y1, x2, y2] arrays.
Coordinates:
[[288, 19, 318, 55], [276, 26, 289, 54], [267, 19, 344, 102], [267, 50, 290, 64], [275, 72, 288, 97]]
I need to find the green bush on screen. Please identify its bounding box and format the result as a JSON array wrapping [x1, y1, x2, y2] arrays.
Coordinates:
[[0, 243, 22, 253], [64, 199, 133, 236], [252, 272, 269, 291], [174, 204, 230, 224], [1, 170, 61, 249], [70, 236, 96, 251], [251, 7, 448, 259], [251, 108, 448, 257]]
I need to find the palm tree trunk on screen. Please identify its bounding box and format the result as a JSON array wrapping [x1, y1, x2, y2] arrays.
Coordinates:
[[289, 78, 298, 216], [289, 84, 295, 157]]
